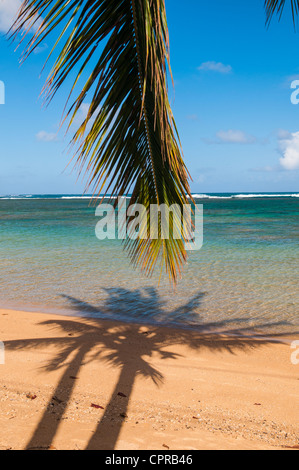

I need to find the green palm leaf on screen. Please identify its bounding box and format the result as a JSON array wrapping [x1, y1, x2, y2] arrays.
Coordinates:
[[265, 0, 299, 26], [12, 0, 193, 284]]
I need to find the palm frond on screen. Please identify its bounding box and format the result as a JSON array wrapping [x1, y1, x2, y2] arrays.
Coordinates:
[[265, 0, 299, 26], [11, 0, 193, 284]]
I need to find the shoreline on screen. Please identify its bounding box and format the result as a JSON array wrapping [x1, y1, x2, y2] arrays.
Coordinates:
[[0, 302, 297, 341], [0, 307, 298, 450]]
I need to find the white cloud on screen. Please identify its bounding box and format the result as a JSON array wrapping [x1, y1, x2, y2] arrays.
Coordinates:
[[36, 131, 59, 142], [249, 166, 278, 173], [277, 129, 292, 140], [70, 102, 97, 134], [0, 0, 41, 34], [36, 103, 96, 144], [72, 103, 91, 125], [186, 114, 199, 121], [0, 0, 22, 33], [198, 61, 232, 74], [213, 129, 256, 145], [33, 43, 48, 55], [279, 131, 299, 170]]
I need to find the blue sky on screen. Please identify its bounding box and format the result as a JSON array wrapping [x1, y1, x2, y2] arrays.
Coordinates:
[[0, 0, 299, 195]]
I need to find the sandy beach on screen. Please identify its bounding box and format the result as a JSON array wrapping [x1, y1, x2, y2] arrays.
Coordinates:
[[0, 308, 298, 450]]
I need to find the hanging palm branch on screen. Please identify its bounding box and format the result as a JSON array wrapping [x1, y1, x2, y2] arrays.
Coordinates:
[[11, 0, 193, 284], [265, 0, 299, 26]]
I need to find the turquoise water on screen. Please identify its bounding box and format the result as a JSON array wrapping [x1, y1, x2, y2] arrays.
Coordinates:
[[0, 194, 298, 334]]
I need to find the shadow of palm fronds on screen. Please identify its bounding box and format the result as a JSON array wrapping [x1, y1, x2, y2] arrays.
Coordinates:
[[5, 288, 297, 450]]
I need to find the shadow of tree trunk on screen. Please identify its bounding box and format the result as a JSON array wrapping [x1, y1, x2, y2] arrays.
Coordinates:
[[26, 344, 90, 450], [86, 364, 135, 450]]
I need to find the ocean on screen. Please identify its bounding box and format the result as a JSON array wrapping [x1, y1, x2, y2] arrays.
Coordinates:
[[0, 193, 298, 334]]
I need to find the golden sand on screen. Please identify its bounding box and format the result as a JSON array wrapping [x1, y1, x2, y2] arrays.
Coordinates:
[[0, 308, 298, 450]]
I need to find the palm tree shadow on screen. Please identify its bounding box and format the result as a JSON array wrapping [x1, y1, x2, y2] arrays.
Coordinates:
[[5, 287, 296, 450]]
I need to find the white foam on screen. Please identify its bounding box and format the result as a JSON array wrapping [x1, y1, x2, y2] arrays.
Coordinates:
[[1, 193, 299, 200], [190, 193, 299, 199], [235, 194, 299, 199]]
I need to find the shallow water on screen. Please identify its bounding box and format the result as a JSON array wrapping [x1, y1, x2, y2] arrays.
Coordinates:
[[0, 194, 298, 334]]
